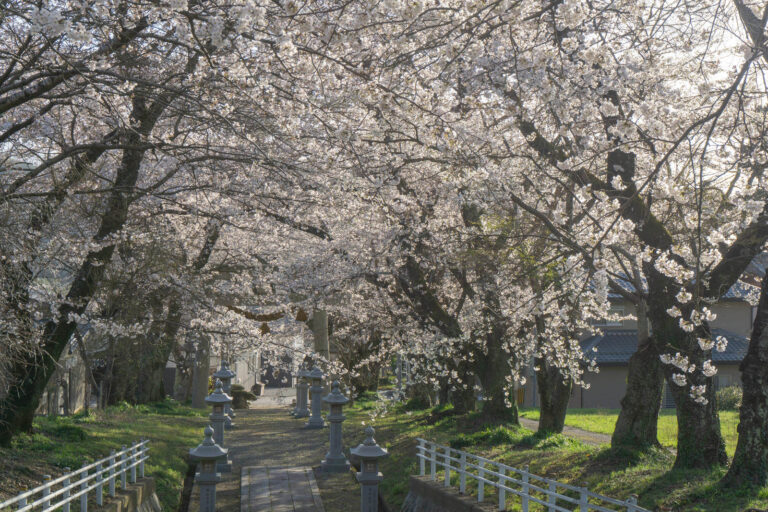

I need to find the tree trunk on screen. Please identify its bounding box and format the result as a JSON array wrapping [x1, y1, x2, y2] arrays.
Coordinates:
[[721, 270, 768, 487], [535, 358, 572, 433], [645, 267, 726, 468], [612, 299, 664, 449], [0, 87, 170, 445], [191, 336, 211, 409], [479, 324, 517, 424]]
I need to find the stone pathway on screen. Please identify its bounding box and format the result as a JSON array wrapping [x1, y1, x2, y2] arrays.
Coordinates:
[[240, 466, 325, 512], [190, 389, 359, 512]]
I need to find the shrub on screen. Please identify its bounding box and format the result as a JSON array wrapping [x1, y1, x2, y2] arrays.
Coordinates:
[[716, 385, 742, 410], [403, 396, 430, 411], [231, 384, 256, 409]]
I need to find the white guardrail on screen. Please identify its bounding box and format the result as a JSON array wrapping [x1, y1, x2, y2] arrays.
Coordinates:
[[416, 438, 649, 512], [0, 439, 149, 512]]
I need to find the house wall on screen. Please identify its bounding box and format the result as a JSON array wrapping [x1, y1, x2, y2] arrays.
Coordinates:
[[568, 367, 628, 409], [711, 302, 753, 337]]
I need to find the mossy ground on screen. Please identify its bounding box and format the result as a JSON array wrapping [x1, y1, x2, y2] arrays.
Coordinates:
[[344, 396, 768, 512], [0, 400, 205, 510]]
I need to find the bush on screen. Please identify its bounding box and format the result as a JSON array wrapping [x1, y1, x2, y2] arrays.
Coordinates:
[[716, 385, 742, 410], [231, 384, 256, 409], [403, 396, 430, 411]]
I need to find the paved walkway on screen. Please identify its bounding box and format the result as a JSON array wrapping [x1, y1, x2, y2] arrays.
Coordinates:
[[190, 388, 359, 512], [241, 466, 324, 512], [518, 417, 612, 446]]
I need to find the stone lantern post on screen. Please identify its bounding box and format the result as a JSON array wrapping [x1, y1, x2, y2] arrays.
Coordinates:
[[321, 381, 350, 472], [351, 426, 388, 512], [205, 379, 232, 472], [213, 361, 236, 429], [305, 366, 325, 429], [189, 426, 228, 512], [293, 367, 310, 418]]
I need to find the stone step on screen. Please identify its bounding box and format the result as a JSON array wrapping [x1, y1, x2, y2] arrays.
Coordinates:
[[241, 466, 325, 512]]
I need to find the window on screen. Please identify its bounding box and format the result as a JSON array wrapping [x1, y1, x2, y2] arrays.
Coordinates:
[[594, 306, 625, 327]]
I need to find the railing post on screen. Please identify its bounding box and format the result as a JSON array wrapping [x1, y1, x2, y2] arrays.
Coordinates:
[[120, 446, 127, 489], [130, 442, 137, 483], [139, 440, 145, 478], [96, 463, 103, 506], [16, 487, 26, 511], [626, 494, 639, 512], [108, 451, 116, 497], [478, 461, 485, 502], [42, 475, 51, 509], [444, 446, 451, 487], [579, 484, 589, 512], [63, 468, 71, 512], [459, 453, 467, 494], [80, 463, 88, 512], [498, 465, 506, 511], [521, 465, 529, 512], [547, 481, 556, 510], [430, 444, 436, 481], [418, 440, 425, 476]]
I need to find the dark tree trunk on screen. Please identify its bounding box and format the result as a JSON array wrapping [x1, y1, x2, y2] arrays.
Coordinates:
[[535, 357, 572, 433], [612, 299, 664, 448], [479, 323, 517, 424], [645, 266, 726, 468], [722, 271, 768, 487]]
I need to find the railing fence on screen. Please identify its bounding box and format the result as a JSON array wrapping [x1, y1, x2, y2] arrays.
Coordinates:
[[0, 439, 149, 512], [416, 438, 649, 512]]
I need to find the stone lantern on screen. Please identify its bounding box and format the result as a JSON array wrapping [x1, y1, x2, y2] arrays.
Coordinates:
[[305, 366, 325, 429], [213, 361, 236, 429], [351, 426, 388, 512], [320, 381, 350, 472], [205, 379, 232, 472], [189, 426, 228, 512], [293, 367, 310, 418]]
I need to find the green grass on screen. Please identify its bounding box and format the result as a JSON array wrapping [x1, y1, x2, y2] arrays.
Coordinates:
[[0, 399, 206, 510], [344, 396, 766, 512], [519, 408, 741, 456]]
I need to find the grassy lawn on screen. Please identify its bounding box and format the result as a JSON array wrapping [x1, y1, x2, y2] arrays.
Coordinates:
[[0, 400, 206, 510], [344, 396, 767, 512], [519, 408, 741, 456]]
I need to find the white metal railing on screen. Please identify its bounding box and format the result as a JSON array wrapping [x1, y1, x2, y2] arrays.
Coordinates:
[[0, 439, 149, 512], [416, 438, 649, 512]]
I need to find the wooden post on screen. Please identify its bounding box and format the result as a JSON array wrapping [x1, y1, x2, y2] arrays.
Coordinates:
[[16, 487, 26, 511], [627, 494, 639, 512], [96, 463, 103, 506], [139, 440, 145, 478], [130, 442, 137, 483], [430, 444, 436, 481], [120, 447, 127, 489], [42, 475, 51, 508], [108, 451, 116, 497], [498, 465, 506, 511], [63, 469, 71, 512], [459, 453, 467, 494], [521, 465, 529, 512], [80, 464, 88, 512], [444, 446, 451, 487], [547, 481, 556, 510], [579, 484, 589, 512], [478, 461, 485, 502], [418, 440, 425, 476]]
